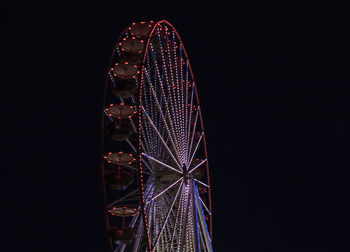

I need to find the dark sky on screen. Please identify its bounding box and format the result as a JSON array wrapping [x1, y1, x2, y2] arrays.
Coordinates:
[[7, 1, 350, 251]]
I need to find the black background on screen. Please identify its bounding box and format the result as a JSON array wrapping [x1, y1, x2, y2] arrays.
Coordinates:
[[6, 1, 350, 251]]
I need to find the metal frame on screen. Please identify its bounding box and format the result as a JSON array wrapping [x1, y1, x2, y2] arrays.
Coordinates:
[[101, 20, 213, 252]]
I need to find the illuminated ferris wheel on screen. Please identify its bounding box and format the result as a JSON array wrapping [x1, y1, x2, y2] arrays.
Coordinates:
[[101, 20, 213, 252]]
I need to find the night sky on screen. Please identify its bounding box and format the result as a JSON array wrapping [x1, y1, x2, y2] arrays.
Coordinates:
[[7, 1, 350, 251]]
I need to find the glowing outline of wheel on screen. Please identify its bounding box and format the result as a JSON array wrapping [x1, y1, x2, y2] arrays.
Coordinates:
[[101, 20, 213, 252]]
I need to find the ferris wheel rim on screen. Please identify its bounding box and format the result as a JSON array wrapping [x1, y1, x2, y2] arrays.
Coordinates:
[[136, 20, 213, 250], [101, 20, 213, 252]]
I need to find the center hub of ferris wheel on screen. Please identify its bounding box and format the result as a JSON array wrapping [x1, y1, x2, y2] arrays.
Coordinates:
[[182, 163, 193, 186]]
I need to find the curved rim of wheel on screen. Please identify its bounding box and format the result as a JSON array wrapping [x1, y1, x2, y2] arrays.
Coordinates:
[[102, 20, 212, 252], [138, 20, 212, 251]]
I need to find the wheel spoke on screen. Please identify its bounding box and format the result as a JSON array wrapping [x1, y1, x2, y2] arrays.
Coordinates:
[[195, 185, 213, 251], [198, 194, 211, 216], [123, 163, 153, 176], [186, 82, 194, 162], [149, 43, 183, 162], [188, 158, 207, 174], [145, 177, 183, 205], [194, 178, 209, 188], [178, 183, 191, 251], [152, 180, 184, 251], [187, 106, 199, 166], [143, 68, 183, 164], [188, 132, 204, 168], [106, 189, 138, 208], [141, 153, 182, 174], [125, 138, 137, 152], [141, 106, 182, 170]]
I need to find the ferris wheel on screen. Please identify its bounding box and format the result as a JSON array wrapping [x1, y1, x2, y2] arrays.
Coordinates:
[[101, 20, 213, 252]]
